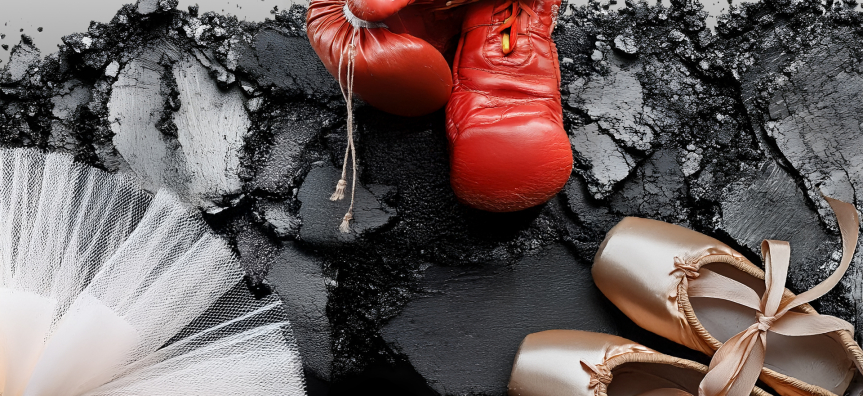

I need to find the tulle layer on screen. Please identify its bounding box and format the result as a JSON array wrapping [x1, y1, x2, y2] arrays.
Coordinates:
[[0, 149, 306, 395]]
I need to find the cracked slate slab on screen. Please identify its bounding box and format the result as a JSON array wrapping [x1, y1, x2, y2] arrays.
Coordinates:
[[571, 123, 637, 199], [763, 43, 863, 213], [720, 161, 841, 286], [569, 61, 654, 153], [381, 243, 617, 396], [109, 44, 192, 198], [721, 161, 831, 260], [171, 55, 250, 207], [567, 59, 655, 199], [110, 45, 250, 209], [268, 242, 334, 382]]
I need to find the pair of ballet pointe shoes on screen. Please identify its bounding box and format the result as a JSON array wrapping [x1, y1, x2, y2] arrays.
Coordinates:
[[509, 197, 863, 396]]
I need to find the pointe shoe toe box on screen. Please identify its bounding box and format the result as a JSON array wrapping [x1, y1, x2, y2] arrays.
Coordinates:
[[508, 330, 652, 396], [591, 217, 743, 354]]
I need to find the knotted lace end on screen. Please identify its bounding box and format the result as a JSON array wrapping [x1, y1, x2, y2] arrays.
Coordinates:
[[330, 179, 347, 201], [339, 212, 353, 233]]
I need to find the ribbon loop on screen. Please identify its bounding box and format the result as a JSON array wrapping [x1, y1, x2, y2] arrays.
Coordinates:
[[694, 198, 859, 396]]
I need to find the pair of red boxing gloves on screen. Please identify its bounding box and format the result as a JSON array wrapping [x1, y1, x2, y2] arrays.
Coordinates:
[[307, 0, 572, 214]]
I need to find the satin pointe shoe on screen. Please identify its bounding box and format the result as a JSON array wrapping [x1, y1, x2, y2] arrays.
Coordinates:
[[508, 330, 771, 396], [592, 197, 863, 396]]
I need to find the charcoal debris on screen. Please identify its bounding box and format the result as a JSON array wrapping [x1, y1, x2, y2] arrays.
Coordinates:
[[2, 0, 863, 394], [613, 33, 638, 55], [2, 38, 40, 83]]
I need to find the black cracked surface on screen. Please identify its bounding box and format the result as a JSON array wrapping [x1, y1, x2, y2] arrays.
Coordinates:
[[2, 0, 863, 394]]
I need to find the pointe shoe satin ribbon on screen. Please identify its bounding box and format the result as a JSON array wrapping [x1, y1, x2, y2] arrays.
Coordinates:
[[684, 197, 859, 396]]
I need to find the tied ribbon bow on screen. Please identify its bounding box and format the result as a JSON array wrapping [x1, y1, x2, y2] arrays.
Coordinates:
[[688, 197, 859, 396], [580, 360, 612, 395], [493, 0, 538, 54], [674, 257, 700, 279]]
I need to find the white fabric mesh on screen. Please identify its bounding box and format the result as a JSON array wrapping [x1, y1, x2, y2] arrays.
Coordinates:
[[0, 148, 306, 395]]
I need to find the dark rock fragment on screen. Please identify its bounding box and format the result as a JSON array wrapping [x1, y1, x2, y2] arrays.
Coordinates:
[[563, 175, 621, 236], [248, 103, 333, 195], [260, 201, 303, 238], [48, 80, 92, 150], [613, 33, 638, 55], [609, 147, 689, 224], [297, 165, 395, 245], [381, 244, 617, 395], [236, 28, 339, 99], [268, 242, 334, 381]]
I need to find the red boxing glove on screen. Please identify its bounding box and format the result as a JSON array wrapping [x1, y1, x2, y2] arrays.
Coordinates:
[[307, 0, 454, 117], [446, 0, 572, 212], [348, 0, 413, 22]]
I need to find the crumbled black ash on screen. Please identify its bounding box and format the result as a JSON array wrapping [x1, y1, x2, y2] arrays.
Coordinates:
[[3, 0, 863, 394]]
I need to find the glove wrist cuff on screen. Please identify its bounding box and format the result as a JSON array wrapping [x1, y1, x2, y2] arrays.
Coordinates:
[[342, 3, 388, 29]]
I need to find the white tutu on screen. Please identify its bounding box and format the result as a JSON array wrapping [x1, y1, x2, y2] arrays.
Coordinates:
[[0, 149, 306, 395]]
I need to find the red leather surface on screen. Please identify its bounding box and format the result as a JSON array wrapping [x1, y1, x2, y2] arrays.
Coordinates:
[[307, 0, 454, 117], [381, 3, 466, 59], [348, 0, 414, 22], [445, 0, 572, 212]]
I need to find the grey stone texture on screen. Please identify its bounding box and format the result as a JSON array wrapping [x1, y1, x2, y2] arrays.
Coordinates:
[[382, 243, 617, 395], [4, 0, 863, 394], [109, 44, 250, 209]]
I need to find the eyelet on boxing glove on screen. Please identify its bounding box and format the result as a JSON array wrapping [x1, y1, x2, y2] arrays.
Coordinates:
[[446, 0, 572, 212], [307, 0, 453, 117]]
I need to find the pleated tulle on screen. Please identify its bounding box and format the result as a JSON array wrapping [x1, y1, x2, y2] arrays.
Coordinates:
[[0, 148, 306, 395]]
